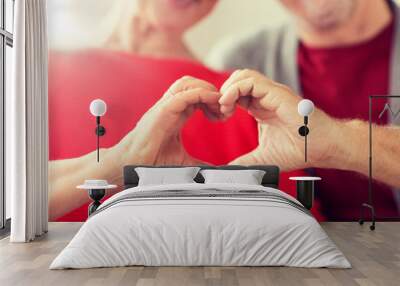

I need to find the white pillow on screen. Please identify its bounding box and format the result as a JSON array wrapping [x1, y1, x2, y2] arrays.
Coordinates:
[[200, 169, 266, 185], [135, 167, 200, 186]]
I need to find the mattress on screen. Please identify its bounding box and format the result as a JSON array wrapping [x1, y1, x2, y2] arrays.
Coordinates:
[[50, 183, 350, 269]]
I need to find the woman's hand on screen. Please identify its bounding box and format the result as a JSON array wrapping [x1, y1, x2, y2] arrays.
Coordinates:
[[109, 76, 223, 169], [219, 69, 342, 171], [49, 76, 221, 220]]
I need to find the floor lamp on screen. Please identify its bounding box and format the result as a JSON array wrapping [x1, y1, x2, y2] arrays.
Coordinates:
[[359, 95, 400, 231]]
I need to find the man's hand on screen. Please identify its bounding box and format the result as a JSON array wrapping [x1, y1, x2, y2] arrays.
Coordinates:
[[219, 69, 341, 171], [109, 76, 222, 167]]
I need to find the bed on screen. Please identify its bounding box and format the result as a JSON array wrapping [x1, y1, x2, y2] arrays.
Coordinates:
[[50, 165, 350, 269]]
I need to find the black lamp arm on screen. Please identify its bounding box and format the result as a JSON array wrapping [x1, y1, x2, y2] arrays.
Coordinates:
[[298, 116, 309, 162], [95, 116, 106, 162]]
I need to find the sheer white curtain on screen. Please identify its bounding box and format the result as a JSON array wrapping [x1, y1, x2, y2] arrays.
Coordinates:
[[8, 0, 49, 242]]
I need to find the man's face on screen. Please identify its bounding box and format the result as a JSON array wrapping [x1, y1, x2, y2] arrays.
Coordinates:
[[279, 0, 358, 31]]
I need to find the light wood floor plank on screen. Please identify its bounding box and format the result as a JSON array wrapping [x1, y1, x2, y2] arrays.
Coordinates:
[[0, 222, 399, 286]]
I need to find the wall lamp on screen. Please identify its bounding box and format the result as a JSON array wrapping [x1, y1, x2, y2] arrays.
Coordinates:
[[90, 99, 107, 162], [298, 99, 314, 162]]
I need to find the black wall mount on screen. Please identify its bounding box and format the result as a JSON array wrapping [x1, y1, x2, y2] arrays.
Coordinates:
[[298, 116, 309, 162], [95, 116, 106, 162], [95, 125, 106, 136]]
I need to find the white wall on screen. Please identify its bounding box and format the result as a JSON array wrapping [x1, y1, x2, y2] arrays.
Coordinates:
[[187, 0, 400, 58], [47, 0, 400, 59], [47, 0, 289, 59], [185, 0, 289, 59]]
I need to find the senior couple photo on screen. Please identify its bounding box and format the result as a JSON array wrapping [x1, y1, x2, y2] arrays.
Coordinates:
[[47, 0, 400, 222]]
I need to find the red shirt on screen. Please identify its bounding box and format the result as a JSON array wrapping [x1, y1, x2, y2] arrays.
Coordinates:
[[49, 51, 258, 163], [49, 51, 310, 221], [298, 19, 398, 220]]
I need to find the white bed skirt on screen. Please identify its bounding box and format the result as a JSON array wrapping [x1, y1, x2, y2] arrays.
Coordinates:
[[50, 183, 351, 269]]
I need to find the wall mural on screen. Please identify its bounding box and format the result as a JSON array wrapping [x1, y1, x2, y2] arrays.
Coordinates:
[[47, 0, 399, 222], [48, 0, 266, 221]]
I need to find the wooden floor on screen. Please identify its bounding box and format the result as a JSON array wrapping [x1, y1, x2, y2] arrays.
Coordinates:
[[0, 222, 399, 286]]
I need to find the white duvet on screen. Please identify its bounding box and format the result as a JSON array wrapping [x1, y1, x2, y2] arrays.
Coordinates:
[[50, 183, 350, 269]]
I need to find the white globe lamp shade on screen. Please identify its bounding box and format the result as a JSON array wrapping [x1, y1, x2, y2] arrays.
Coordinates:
[[90, 99, 107, 117], [298, 99, 314, 117]]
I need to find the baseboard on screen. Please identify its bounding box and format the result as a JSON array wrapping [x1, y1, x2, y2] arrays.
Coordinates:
[[0, 218, 11, 239]]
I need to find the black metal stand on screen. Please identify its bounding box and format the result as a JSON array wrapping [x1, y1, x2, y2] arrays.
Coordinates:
[[88, 189, 106, 216], [296, 181, 314, 210], [359, 95, 400, 231], [359, 96, 376, 230], [359, 203, 375, 231]]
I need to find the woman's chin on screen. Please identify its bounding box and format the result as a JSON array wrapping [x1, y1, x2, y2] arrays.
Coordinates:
[[165, 0, 199, 10]]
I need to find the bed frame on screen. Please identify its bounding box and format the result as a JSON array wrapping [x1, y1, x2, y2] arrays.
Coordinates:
[[123, 165, 280, 189]]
